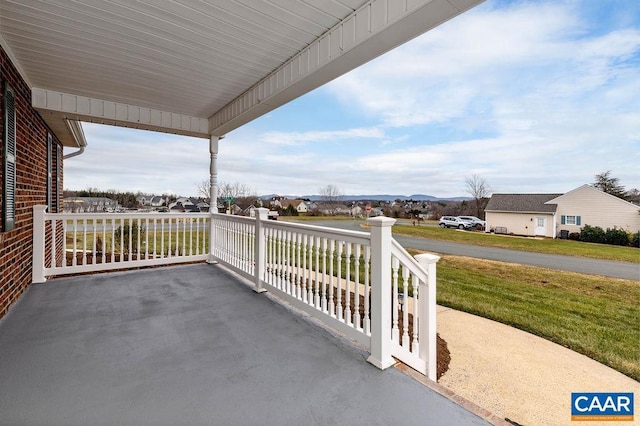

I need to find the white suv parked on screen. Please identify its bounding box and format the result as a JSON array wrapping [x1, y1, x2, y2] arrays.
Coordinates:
[[438, 216, 475, 229], [457, 216, 486, 230]]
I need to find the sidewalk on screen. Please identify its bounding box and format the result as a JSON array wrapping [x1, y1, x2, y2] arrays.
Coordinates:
[[436, 306, 639, 425]]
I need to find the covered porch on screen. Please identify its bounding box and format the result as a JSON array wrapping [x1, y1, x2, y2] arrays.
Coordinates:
[[0, 263, 489, 425]]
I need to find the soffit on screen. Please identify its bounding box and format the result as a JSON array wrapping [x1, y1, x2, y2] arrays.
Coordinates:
[[0, 0, 484, 146]]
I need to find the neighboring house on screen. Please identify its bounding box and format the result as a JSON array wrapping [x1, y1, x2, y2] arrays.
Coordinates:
[[545, 185, 640, 235], [63, 197, 118, 213], [485, 185, 640, 238], [485, 193, 561, 237], [150, 196, 165, 207], [280, 199, 308, 214]]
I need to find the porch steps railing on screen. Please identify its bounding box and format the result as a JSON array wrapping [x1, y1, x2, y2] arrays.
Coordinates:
[[211, 208, 440, 380]]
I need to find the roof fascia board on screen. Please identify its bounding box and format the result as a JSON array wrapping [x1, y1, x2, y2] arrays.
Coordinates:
[[209, 0, 484, 136], [32, 88, 209, 138]]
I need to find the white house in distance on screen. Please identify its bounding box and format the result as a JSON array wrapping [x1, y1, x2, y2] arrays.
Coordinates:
[[485, 184, 640, 238]]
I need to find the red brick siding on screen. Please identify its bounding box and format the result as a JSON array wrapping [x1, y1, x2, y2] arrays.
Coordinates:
[[1, 46, 64, 319]]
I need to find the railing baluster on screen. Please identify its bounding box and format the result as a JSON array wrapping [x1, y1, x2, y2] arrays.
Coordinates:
[[50, 218, 57, 269], [306, 235, 313, 305], [401, 267, 410, 348], [314, 236, 320, 309], [364, 246, 371, 336], [321, 237, 328, 313], [336, 242, 343, 321], [82, 218, 88, 266], [91, 219, 96, 265], [344, 243, 351, 326], [328, 239, 335, 318], [391, 257, 400, 343], [411, 273, 419, 352], [354, 244, 361, 330]]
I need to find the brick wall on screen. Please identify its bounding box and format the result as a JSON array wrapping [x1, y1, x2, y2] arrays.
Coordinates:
[[1, 46, 64, 318]]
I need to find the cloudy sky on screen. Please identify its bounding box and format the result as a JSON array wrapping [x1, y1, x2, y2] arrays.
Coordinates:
[[65, 0, 640, 198]]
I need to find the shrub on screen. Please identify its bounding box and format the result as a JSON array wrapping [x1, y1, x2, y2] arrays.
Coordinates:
[[568, 232, 581, 241], [604, 227, 631, 246], [114, 222, 146, 253], [579, 225, 605, 244], [632, 232, 640, 248]]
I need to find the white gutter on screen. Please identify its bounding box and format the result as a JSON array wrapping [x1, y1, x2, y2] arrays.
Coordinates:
[[63, 119, 87, 159]]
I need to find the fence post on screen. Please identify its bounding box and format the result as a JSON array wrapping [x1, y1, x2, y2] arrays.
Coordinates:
[[254, 208, 268, 293], [32, 205, 48, 283], [415, 253, 441, 381], [366, 216, 396, 370]]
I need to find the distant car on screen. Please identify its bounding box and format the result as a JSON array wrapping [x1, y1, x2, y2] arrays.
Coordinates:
[[457, 216, 486, 230], [438, 216, 475, 229]]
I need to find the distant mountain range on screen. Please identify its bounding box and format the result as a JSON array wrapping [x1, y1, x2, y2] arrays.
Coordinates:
[[261, 194, 471, 202]]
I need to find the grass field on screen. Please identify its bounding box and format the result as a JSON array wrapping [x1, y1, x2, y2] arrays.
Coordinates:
[[420, 251, 640, 381], [284, 217, 640, 379], [393, 222, 639, 263]]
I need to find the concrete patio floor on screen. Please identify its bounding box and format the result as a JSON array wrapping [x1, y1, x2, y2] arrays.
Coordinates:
[[0, 263, 492, 426]]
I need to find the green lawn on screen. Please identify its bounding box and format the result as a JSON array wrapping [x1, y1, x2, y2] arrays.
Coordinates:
[[393, 223, 639, 263], [422, 252, 640, 381]]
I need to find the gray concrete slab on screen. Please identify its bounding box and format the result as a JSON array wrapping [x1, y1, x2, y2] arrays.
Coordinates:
[[0, 264, 490, 426]]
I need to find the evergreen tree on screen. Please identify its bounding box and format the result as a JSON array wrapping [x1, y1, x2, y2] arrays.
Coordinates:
[[593, 171, 628, 200]]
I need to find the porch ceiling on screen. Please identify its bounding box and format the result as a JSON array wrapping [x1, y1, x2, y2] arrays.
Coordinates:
[[0, 0, 483, 147]]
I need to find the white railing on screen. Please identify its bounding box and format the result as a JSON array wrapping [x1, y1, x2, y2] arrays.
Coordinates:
[[32, 206, 210, 281], [32, 205, 440, 380], [211, 209, 440, 380]]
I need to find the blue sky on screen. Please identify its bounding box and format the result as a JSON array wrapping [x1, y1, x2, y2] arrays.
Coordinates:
[[66, 0, 640, 198]]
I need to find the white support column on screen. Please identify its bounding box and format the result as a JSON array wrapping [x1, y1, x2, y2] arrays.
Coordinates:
[[366, 216, 396, 370], [254, 208, 268, 293], [32, 205, 48, 283], [207, 135, 219, 264], [416, 253, 441, 382]]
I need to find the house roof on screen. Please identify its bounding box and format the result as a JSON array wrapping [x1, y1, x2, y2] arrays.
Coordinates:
[[0, 1, 482, 147], [485, 193, 563, 214], [546, 184, 640, 210]]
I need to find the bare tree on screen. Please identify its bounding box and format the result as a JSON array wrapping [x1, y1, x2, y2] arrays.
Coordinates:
[[198, 180, 258, 212], [196, 179, 211, 200], [318, 184, 343, 215], [465, 174, 491, 218]]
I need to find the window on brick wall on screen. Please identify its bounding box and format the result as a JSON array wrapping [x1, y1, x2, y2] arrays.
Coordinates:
[[56, 144, 62, 213], [2, 82, 17, 232], [47, 133, 53, 210]]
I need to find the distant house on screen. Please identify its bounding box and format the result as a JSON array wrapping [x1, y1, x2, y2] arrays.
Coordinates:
[[168, 198, 200, 213], [150, 196, 165, 207], [280, 199, 308, 214], [485, 185, 640, 238], [64, 197, 118, 213]]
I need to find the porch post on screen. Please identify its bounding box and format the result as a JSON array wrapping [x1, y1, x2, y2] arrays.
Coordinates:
[[366, 216, 396, 370], [415, 253, 441, 381], [207, 135, 219, 264], [32, 205, 47, 283], [253, 208, 268, 293]]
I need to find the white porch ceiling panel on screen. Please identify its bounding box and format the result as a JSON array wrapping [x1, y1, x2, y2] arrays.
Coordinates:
[[0, 0, 483, 146]]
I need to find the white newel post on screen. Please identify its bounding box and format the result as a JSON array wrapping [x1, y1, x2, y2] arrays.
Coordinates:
[[32, 205, 47, 283], [253, 207, 268, 293], [366, 216, 396, 370], [207, 135, 219, 264], [415, 253, 441, 381]]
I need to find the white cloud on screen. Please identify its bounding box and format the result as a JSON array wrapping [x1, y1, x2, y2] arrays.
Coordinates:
[[260, 127, 386, 145]]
